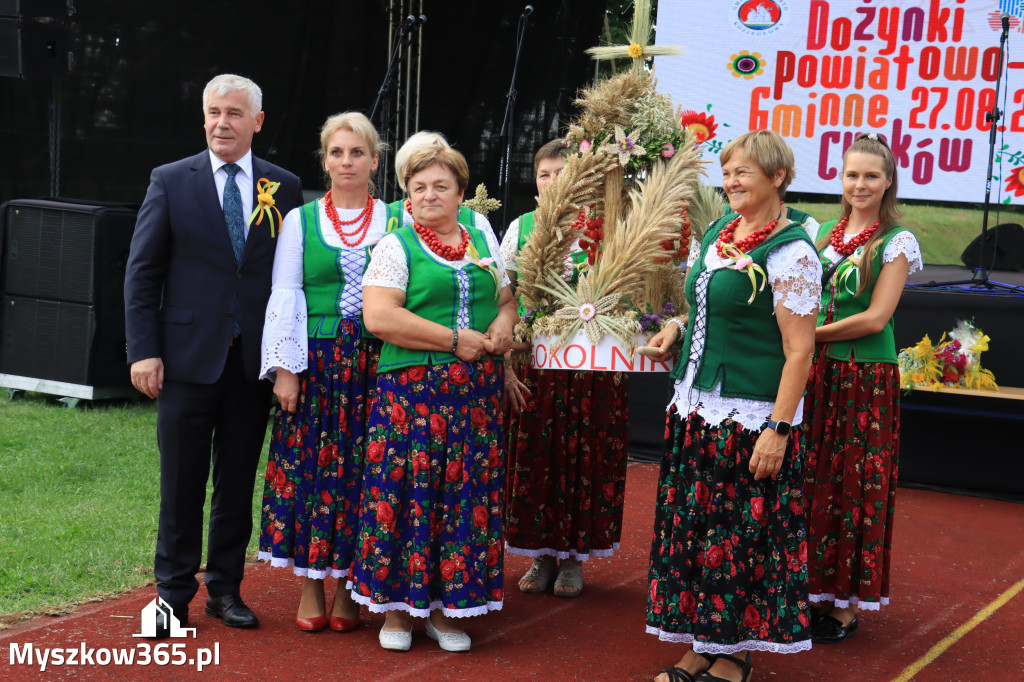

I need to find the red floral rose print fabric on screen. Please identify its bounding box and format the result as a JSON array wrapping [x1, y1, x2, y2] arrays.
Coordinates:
[[504, 366, 629, 559], [349, 358, 505, 617], [647, 409, 811, 653], [259, 322, 380, 578], [802, 354, 900, 609]]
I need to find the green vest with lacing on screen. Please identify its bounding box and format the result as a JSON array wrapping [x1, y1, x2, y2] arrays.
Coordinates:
[[671, 213, 814, 401], [302, 200, 404, 339]]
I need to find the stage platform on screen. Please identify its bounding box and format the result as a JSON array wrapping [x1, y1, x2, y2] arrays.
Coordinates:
[[628, 264, 1024, 501]]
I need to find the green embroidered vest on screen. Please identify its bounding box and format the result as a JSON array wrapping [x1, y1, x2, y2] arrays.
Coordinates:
[[672, 213, 815, 401], [376, 224, 500, 372], [816, 221, 909, 364], [302, 200, 403, 339]]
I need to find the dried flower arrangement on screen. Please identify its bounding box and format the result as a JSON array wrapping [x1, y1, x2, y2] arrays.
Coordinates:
[[512, 0, 726, 360]]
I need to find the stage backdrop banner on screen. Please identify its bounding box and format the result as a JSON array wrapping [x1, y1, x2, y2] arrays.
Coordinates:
[[654, 0, 1024, 204]]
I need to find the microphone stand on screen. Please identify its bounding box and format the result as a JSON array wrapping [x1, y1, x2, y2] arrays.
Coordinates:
[[916, 15, 1024, 294], [497, 8, 532, 235], [371, 15, 423, 203]]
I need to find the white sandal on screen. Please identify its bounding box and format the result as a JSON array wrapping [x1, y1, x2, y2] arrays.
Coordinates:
[[554, 561, 583, 598], [519, 555, 556, 593]]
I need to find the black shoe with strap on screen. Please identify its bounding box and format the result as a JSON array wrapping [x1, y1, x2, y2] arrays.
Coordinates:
[[659, 652, 716, 682], [696, 652, 753, 682]]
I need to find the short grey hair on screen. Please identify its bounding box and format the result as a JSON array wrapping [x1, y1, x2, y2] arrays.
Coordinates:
[[395, 131, 450, 191], [202, 74, 262, 117]]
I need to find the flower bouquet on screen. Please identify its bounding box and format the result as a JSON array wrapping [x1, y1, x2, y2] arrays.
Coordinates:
[[898, 320, 998, 392], [511, 0, 726, 370]]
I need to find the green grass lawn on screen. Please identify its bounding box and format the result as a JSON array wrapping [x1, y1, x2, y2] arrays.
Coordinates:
[[0, 393, 270, 622]]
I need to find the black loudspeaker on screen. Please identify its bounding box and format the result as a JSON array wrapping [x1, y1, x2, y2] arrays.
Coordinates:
[[960, 223, 1024, 271], [0, 17, 70, 78], [0, 199, 137, 386]]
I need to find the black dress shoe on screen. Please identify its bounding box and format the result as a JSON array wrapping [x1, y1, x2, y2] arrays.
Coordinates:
[[812, 614, 858, 643], [150, 601, 189, 640], [205, 594, 259, 628]]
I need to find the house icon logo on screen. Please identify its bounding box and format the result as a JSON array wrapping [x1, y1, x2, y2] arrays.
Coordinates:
[[133, 597, 196, 638]]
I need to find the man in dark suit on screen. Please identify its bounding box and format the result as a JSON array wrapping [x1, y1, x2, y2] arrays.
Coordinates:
[[124, 74, 303, 636]]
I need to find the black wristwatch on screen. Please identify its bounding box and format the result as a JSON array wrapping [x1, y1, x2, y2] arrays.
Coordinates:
[[765, 419, 791, 437]]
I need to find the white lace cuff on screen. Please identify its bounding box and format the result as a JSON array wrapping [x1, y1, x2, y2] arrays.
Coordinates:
[[767, 241, 822, 317], [883, 230, 924, 274], [260, 289, 308, 380]]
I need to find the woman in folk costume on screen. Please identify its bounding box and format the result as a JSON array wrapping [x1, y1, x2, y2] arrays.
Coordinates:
[[258, 112, 401, 632], [645, 130, 821, 682], [352, 142, 518, 653], [498, 139, 629, 597], [388, 130, 498, 242], [802, 133, 921, 643]]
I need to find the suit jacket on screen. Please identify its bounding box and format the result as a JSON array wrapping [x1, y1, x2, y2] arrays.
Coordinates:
[[125, 150, 304, 385]]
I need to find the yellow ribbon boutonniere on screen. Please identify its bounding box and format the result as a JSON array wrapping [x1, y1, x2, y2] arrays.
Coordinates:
[[247, 178, 284, 237], [836, 251, 863, 295], [720, 243, 767, 304], [466, 241, 501, 300]]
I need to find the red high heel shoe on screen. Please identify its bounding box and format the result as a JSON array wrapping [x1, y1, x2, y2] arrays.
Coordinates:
[[296, 614, 328, 632], [329, 615, 360, 632]]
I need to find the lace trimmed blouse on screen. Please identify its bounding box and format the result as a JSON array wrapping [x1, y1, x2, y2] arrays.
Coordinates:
[[670, 233, 823, 430], [361, 225, 511, 325], [259, 199, 401, 381]]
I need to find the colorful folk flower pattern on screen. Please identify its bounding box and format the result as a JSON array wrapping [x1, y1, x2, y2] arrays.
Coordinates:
[[349, 359, 506, 616], [259, 323, 381, 577], [647, 409, 811, 652], [802, 354, 900, 608], [678, 110, 719, 143], [1004, 166, 1024, 197], [504, 366, 629, 559]]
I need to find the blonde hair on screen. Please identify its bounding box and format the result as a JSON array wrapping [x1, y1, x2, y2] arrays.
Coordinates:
[[395, 131, 451, 191], [720, 130, 796, 197], [817, 132, 902, 297], [317, 111, 385, 194], [202, 74, 262, 117], [402, 145, 469, 195]]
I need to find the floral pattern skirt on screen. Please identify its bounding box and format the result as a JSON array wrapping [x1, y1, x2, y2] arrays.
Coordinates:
[[802, 354, 900, 610], [646, 408, 811, 654], [258, 323, 381, 579], [348, 358, 505, 618], [504, 366, 628, 560]]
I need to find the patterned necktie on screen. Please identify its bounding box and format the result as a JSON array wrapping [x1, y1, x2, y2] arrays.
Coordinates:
[[222, 162, 245, 264], [222, 162, 244, 338]]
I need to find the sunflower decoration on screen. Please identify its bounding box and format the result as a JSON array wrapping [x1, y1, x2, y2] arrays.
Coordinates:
[[728, 51, 766, 79], [1004, 166, 1024, 197], [679, 110, 719, 143]]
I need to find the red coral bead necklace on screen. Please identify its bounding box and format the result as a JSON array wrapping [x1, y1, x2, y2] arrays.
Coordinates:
[[413, 220, 470, 261], [323, 191, 374, 247], [716, 210, 781, 259], [829, 215, 879, 256]]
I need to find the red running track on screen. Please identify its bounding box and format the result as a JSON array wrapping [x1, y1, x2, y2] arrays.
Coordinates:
[[2, 462, 1023, 681]]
